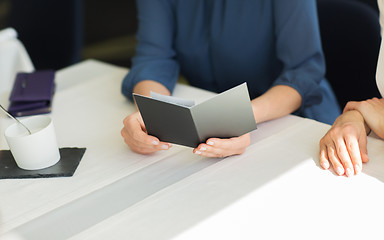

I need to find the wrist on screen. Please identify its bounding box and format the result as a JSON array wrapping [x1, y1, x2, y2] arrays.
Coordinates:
[[133, 80, 170, 97], [342, 109, 371, 135], [251, 98, 268, 123]]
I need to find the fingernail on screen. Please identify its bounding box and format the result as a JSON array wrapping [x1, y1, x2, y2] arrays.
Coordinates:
[[207, 141, 214, 146], [346, 168, 353, 177], [320, 161, 329, 169], [161, 145, 169, 150], [355, 164, 361, 173], [200, 146, 206, 151], [336, 167, 344, 176], [195, 151, 201, 155], [152, 140, 159, 145]]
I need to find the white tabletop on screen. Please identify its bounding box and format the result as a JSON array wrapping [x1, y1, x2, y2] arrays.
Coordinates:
[[1, 60, 384, 240]]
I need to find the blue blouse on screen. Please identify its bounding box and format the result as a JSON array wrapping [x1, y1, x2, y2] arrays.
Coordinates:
[[122, 0, 340, 124]]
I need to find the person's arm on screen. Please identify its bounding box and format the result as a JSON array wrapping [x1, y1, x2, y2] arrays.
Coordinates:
[[133, 80, 170, 97], [194, 0, 323, 158], [121, 0, 177, 154], [121, 81, 172, 155], [319, 110, 370, 177], [251, 85, 302, 123], [271, 0, 325, 114], [121, 0, 179, 100]]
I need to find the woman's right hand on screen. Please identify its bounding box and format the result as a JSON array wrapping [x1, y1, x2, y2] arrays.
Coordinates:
[[121, 111, 172, 154], [344, 98, 384, 139]]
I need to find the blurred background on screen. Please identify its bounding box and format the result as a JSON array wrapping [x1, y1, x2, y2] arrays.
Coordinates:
[[0, 0, 137, 70]]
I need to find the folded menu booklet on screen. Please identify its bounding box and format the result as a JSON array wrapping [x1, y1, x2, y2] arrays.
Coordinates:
[[133, 83, 257, 148]]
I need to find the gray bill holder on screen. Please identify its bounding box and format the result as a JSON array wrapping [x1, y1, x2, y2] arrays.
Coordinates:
[[133, 83, 257, 148]]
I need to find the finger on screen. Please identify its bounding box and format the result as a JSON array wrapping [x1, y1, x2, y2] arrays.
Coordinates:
[[344, 136, 363, 174], [195, 151, 226, 158], [130, 138, 172, 151], [134, 143, 172, 154], [334, 138, 355, 177], [203, 141, 246, 157], [121, 124, 171, 154], [133, 145, 160, 155], [124, 118, 156, 146], [126, 138, 172, 154], [121, 125, 155, 147], [193, 143, 226, 158], [326, 144, 345, 176], [121, 127, 156, 153], [128, 132, 172, 150], [343, 101, 359, 113], [193, 144, 207, 155], [194, 146, 227, 158], [206, 135, 250, 153], [358, 134, 370, 163], [319, 143, 330, 170], [124, 116, 172, 149]]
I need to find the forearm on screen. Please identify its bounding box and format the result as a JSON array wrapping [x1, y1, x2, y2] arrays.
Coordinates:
[[251, 85, 302, 123], [133, 80, 171, 97]]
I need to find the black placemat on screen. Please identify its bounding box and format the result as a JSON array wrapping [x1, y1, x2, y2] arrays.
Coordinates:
[[0, 147, 86, 179]]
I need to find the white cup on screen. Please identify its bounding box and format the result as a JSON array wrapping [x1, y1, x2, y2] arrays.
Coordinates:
[[4, 115, 61, 170]]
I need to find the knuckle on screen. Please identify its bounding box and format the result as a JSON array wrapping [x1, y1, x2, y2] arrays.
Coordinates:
[[360, 101, 369, 107], [123, 116, 131, 126], [319, 137, 327, 145], [132, 131, 142, 141], [337, 146, 344, 154], [328, 128, 339, 138], [341, 124, 355, 133], [327, 145, 334, 155], [346, 140, 356, 151], [344, 102, 351, 109], [347, 143, 354, 151], [120, 128, 126, 137]]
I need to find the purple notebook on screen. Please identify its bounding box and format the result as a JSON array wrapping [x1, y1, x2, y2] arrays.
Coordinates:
[[8, 70, 55, 117]]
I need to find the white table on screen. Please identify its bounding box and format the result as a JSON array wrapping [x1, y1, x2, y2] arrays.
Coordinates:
[[1, 60, 384, 240]]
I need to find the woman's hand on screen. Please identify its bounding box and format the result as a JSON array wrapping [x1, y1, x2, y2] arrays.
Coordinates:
[[121, 111, 172, 154], [193, 133, 251, 158], [344, 98, 384, 138], [319, 110, 370, 177], [192, 85, 300, 159]]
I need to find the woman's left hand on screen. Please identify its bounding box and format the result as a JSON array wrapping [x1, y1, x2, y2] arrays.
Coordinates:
[[193, 133, 251, 158], [319, 110, 369, 176]]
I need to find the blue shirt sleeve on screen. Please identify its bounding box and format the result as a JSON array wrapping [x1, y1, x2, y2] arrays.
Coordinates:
[[272, 0, 325, 112], [121, 0, 180, 101]]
